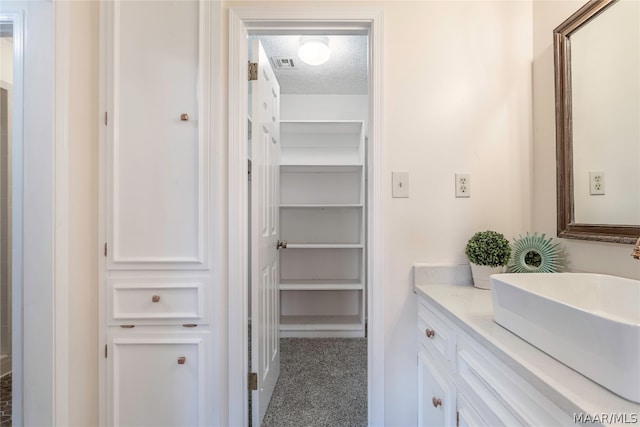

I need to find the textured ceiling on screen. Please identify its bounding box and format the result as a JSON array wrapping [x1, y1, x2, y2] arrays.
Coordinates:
[[249, 35, 368, 95]]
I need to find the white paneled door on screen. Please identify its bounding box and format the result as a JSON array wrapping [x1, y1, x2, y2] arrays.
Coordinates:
[[101, 1, 214, 426], [250, 39, 281, 427]]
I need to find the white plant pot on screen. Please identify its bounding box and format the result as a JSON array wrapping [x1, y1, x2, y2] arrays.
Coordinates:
[[469, 262, 505, 290]]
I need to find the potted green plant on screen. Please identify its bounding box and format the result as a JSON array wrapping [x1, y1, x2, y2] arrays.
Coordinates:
[[465, 230, 511, 289]]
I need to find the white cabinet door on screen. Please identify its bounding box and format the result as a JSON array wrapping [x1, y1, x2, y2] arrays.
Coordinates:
[[457, 394, 490, 427], [100, 1, 214, 425], [418, 352, 456, 427], [104, 0, 210, 270], [109, 335, 208, 427], [250, 39, 281, 427]]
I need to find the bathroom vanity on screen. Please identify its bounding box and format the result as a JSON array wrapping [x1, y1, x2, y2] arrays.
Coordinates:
[[414, 265, 639, 427]]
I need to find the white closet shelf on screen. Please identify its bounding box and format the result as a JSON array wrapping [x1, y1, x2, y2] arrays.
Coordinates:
[[280, 164, 362, 172], [285, 243, 363, 249], [280, 315, 363, 330], [280, 204, 363, 208], [279, 279, 364, 291], [280, 120, 364, 127], [278, 119, 366, 338]]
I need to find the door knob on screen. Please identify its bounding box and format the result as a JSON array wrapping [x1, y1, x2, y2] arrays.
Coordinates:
[[277, 240, 287, 250]]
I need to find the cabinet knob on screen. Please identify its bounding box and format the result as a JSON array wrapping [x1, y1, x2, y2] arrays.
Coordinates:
[[425, 328, 435, 338], [177, 356, 186, 365], [432, 397, 442, 408], [180, 113, 189, 121], [152, 295, 160, 303]]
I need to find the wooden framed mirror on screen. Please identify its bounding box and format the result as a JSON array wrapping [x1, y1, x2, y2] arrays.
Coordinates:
[[554, 0, 640, 244]]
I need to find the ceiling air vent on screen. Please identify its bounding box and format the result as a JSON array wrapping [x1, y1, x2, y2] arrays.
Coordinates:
[[271, 57, 297, 69]]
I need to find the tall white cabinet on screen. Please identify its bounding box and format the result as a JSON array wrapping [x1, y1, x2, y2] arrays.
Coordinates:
[[100, 2, 215, 425], [279, 121, 366, 338]]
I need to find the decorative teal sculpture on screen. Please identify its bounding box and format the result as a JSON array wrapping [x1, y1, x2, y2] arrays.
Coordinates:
[[510, 233, 563, 273]]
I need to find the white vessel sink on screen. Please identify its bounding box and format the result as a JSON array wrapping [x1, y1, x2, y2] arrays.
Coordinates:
[[491, 273, 640, 403]]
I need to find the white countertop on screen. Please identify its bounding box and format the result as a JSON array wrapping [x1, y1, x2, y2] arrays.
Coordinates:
[[414, 280, 640, 424]]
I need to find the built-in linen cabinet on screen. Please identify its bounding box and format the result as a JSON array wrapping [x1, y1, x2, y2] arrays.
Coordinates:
[[279, 121, 366, 337], [100, 1, 215, 425]]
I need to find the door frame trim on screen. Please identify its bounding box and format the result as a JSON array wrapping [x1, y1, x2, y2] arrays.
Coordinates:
[[227, 8, 384, 426], [1, 2, 70, 424], [0, 8, 25, 425], [54, 1, 70, 424]]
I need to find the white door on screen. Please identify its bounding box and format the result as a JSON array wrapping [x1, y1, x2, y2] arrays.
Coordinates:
[[250, 39, 281, 427]]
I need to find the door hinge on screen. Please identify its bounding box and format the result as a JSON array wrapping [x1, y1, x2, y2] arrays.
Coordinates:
[[456, 410, 459, 427], [104, 111, 108, 126], [248, 62, 258, 81], [104, 344, 108, 359], [104, 242, 107, 257], [248, 372, 258, 391]]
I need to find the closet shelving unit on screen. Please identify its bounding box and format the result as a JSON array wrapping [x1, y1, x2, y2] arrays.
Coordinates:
[[279, 120, 366, 338]]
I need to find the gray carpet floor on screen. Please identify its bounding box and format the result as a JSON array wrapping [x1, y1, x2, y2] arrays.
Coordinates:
[[261, 338, 368, 427]]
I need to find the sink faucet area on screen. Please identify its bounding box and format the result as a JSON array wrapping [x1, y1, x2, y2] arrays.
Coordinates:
[[491, 273, 640, 403], [632, 237, 640, 260]]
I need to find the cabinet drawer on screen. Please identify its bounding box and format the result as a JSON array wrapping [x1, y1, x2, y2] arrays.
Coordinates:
[[417, 297, 455, 365], [456, 335, 573, 427], [110, 278, 206, 324]]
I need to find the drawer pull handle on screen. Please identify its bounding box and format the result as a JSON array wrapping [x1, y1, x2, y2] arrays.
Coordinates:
[[432, 397, 442, 408], [425, 328, 435, 338], [152, 295, 160, 303], [120, 325, 135, 329], [177, 356, 186, 365], [180, 113, 189, 121], [183, 324, 198, 328]]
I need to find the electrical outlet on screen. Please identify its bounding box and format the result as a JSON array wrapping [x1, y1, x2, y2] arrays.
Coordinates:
[[392, 172, 409, 198], [455, 173, 470, 198], [589, 171, 605, 195]]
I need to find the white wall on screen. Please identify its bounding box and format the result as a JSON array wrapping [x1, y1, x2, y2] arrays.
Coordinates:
[[225, 2, 533, 425], [532, 0, 640, 279], [0, 36, 13, 365], [0, 38, 13, 85], [281, 94, 368, 121], [68, 1, 99, 425]]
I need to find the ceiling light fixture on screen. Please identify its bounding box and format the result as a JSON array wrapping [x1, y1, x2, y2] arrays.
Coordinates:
[[298, 36, 331, 66]]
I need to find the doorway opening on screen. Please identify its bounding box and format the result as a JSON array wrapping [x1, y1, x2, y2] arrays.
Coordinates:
[[247, 33, 369, 426], [227, 7, 384, 427], [0, 19, 14, 426]]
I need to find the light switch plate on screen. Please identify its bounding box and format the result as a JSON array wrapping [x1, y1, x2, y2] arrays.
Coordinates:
[[392, 172, 409, 198]]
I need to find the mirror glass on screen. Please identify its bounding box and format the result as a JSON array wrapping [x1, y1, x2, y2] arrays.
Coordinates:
[[555, 0, 640, 243], [570, 0, 639, 225]]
